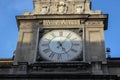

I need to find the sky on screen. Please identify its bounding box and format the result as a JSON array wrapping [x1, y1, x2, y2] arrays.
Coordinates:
[[0, 0, 120, 58]]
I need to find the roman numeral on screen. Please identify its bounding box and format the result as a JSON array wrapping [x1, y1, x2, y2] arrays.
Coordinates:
[[43, 48, 50, 53], [49, 52, 55, 58], [71, 48, 78, 53], [59, 31, 63, 36], [66, 33, 72, 39], [51, 33, 56, 37], [44, 38, 51, 41], [57, 54, 62, 60], [73, 44, 80, 46], [41, 44, 48, 46]]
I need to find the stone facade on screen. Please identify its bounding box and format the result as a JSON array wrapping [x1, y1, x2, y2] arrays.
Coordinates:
[[14, 14, 108, 65], [0, 0, 120, 80], [0, 58, 120, 79]]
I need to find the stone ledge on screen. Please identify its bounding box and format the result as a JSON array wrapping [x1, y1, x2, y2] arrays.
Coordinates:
[[16, 14, 108, 30], [16, 14, 108, 19], [0, 74, 118, 79]]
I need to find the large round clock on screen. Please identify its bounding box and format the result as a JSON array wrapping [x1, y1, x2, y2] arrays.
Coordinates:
[[39, 30, 82, 62]]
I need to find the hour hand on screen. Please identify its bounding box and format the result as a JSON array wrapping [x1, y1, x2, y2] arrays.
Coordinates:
[[57, 42, 66, 51], [58, 41, 62, 46], [57, 41, 62, 48]]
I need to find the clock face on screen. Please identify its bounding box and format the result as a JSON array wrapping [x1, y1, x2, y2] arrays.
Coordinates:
[[39, 30, 82, 62]]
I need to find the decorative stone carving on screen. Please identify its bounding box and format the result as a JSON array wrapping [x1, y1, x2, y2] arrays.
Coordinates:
[[50, 5, 57, 14], [29, 63, 90, 74], [43, 20, 80, 26], [23, 0, 101, 15], [41, 5, 49, 14], [76, 5, 84, 14], [58, 1, 67, 14]]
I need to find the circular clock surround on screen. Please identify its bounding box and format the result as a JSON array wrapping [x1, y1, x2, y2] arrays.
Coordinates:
[[39, 30, 82, 62]]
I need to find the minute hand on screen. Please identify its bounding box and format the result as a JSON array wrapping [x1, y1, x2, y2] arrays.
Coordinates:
[[61, 46, 66, 52]]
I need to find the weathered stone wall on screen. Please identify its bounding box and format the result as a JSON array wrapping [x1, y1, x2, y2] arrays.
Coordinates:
[[14, 20, 39, 64], [14, 14, 107, 65]]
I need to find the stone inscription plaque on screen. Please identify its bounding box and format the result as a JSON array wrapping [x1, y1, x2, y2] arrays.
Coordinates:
[[43, 20, 81, 28], [43, 20, 80, 26]]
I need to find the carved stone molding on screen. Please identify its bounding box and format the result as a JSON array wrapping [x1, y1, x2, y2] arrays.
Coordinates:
[[29, 62, 90, 74]]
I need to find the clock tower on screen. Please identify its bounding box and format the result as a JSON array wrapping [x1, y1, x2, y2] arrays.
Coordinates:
[[1, 0, 120, 79], [14, 0, 108, 76]]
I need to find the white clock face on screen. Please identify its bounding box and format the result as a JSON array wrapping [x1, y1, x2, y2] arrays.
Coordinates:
[[39, 30, 82, 62]]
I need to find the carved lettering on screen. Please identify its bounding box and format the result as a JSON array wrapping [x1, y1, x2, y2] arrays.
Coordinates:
[[43, 20, 80, 25]]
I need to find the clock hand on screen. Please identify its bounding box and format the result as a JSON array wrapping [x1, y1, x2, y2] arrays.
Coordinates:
[[56, 40, 70, 57], [57, 41, 66, 52], [57, 41, 62, 48]]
